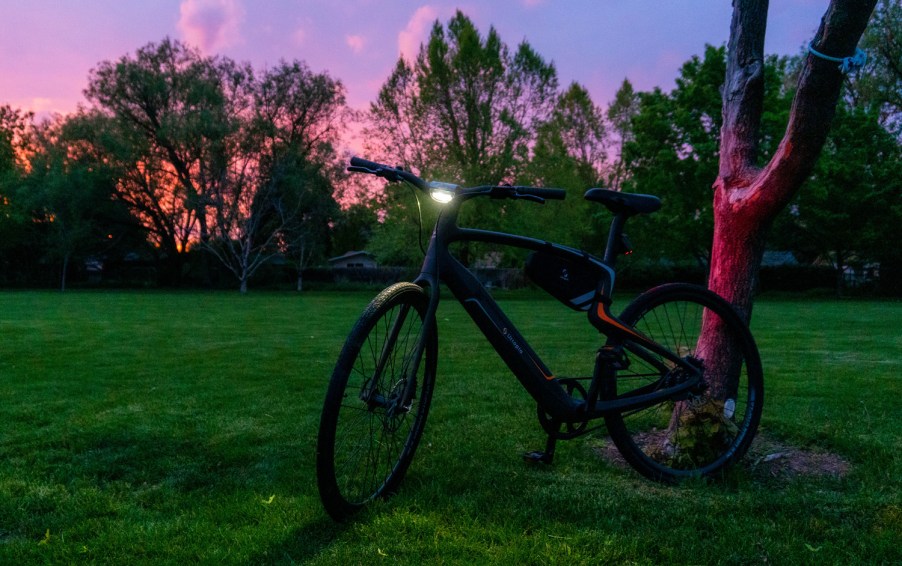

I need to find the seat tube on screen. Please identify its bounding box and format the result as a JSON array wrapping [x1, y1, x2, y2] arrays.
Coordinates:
[[587, 344, 621, 413], [603, 213, 627, 266]]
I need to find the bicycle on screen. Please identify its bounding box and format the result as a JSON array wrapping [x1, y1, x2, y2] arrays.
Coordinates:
[[316, 157, 763, 521]]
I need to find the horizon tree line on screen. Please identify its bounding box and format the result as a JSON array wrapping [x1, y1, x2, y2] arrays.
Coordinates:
[[0, 4, 898, 294]]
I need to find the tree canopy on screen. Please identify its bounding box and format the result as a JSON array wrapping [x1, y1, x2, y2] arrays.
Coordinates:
[[366, 11, 558, 186], [0, 7, 898, 294], [76, 39, 346, 291]]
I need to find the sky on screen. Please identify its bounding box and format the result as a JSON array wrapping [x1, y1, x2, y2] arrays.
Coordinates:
[[1, 0, 830, 136]]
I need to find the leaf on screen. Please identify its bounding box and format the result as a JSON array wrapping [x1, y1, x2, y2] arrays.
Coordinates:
[[805, 543, 822, 552], [262, 494, 276, 505], [38, 529, 51, 545]]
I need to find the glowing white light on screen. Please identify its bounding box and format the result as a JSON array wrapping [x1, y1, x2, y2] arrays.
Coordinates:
[[428, 181, 457, 204], [430, 189, 454, 203]]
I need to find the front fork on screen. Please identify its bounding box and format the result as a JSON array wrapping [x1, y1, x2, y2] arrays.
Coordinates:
[[359, 300, 417, 414], [360, 285, 437, 419]]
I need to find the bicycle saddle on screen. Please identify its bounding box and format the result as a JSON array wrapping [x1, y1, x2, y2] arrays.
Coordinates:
[[584, 188, 661, 216]]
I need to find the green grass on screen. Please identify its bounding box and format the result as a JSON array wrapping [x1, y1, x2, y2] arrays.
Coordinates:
[[0, 290, 898, 564]]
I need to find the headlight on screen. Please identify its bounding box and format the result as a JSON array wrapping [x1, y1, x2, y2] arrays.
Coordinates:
[[428, 181, 457, 203]]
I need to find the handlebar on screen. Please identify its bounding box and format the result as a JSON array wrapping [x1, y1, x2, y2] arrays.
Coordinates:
[[500, 186, 567, 201], [348, 156, 566, 204], [348, 156, 427, 191]]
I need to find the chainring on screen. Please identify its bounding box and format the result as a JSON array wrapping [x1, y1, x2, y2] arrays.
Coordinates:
[[537, 378, 591, 439]]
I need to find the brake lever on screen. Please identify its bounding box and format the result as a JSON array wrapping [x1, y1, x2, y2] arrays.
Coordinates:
[[515, 193, 546, 204], [348, 165, 404, 184]]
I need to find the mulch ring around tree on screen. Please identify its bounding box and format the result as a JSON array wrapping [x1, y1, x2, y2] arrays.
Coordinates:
[[592, 434, 851, 480], [746, 435, 851, 479]]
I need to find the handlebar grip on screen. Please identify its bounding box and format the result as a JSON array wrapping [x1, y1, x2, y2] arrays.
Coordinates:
[[348, 156, 428, 191], [517, 187, 566, 200], [349, 156, 387, 171]]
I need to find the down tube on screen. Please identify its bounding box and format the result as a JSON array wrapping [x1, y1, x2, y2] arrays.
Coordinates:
[[441, 255, 581, 421]]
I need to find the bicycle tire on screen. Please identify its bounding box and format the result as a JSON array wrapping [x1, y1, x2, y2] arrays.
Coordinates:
[[603, 283, 763, 481], [316, 282, 437, 520]]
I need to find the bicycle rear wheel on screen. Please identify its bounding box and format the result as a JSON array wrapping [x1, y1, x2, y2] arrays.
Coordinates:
[[316, 282, 437, 520], [603, 283, 763, 481]]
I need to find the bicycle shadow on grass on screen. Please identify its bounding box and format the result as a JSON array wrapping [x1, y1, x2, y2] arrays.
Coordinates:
[[44, 426, 296, 494], [247, 515, 353, 564], [35, 422, 360, 560]]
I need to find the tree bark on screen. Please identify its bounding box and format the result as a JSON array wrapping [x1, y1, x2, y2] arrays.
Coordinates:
[[710, 0, 877, 318], [680, 0, 877, 443]]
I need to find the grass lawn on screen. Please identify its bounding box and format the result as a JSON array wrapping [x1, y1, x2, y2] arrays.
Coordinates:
[[0, 290, 898, 564]]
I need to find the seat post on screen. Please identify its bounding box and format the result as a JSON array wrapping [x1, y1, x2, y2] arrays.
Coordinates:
[[603, 213, 629, 266]]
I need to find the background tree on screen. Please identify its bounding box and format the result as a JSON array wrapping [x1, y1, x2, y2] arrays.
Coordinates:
[[366, 11, 559, 266], [605, 79, 639, 193], [0, 105, 31, 175], [83, 41, 346, 291], [202, 61, 345, 293], [848, 0, 902, 294], [526, 82, 608, 253], [622, 46, 727, 268], [368, 11, 558, 185], [366, 184, 440, 267], [852, 0, 901, 136], [85, 38, 249, 284], [0, 106, 35, 284], [329, 201, 377, 259], [770, 93, 901, 295], [273, 158, 340, 292], [19, 117, 125, 290], [66, 110, 201, 284], [252, 62, 344, 293]]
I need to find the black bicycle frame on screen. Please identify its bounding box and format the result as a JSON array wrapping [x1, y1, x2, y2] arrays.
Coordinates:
[[410, 194, 702, 423]]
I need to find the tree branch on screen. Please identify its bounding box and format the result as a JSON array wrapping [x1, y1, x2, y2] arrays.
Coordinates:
[[752, 1, 876, 214], [718, 0, 769, 186], [719, 0, 877, 224]]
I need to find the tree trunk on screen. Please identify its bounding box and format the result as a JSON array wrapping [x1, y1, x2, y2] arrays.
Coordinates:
[[709, 0, 876, 320], [295, 240, 308, 292], [60, 253, 70, 292], [834, 251, 847, 297], [673, 0, 876, 447]]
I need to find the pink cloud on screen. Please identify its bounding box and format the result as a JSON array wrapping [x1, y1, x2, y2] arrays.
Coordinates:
[[398, 5, 440, 63], [177, 0, 244, 53], [292, 26, 307, 46], [28, 98, 57, 113], [346, 35, 366, 54]]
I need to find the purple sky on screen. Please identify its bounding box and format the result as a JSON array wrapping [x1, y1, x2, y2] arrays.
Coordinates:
[[1, 1, 828, 131]]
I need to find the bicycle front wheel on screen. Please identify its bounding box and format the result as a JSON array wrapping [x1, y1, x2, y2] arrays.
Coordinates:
[[316, 282, 437, 520], [603, 283, 763, 481]]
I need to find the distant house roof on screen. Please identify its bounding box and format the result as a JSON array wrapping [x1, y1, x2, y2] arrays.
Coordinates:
[[328, 251, 376, 264], [761, 251, 798, 267]]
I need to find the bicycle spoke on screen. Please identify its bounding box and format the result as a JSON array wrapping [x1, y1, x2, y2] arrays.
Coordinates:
[[605, 285, 762, 481], [318, 283, 437, 519]]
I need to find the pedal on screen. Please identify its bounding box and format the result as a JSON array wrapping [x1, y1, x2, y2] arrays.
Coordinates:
[[523, 450, 554, 464]]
